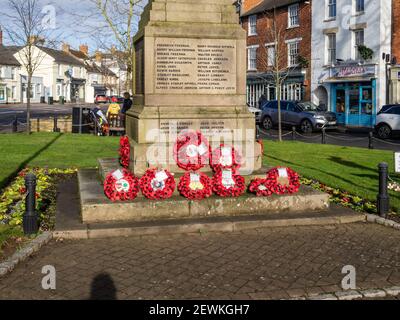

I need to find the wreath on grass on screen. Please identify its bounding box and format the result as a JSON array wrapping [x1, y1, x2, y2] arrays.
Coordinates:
[[210, 144, 242, 171], [139, 168, 176, 200], [173, 130, 210, 171], [104, 169, 139, 202], [119, 136, 130, 168], [178, 172, 213, 200], [248, 178, 273, 197], [212, 169, 246, 197], [265, 167, 300, 195]]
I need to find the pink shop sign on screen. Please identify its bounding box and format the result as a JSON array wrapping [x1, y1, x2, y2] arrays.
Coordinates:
[[331, 65, 376, 78]]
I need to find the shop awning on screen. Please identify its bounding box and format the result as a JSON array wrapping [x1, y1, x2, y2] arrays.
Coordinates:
[[324, 76, 376, 83]]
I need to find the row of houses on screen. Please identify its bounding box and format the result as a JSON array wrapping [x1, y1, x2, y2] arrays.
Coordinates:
[[0, 28, 128, 104], [240, 0, 400, 128]]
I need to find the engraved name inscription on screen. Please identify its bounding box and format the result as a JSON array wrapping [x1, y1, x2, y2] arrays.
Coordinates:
[[155, 38, 237, 94]]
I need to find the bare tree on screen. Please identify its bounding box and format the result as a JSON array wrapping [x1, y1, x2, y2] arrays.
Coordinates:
[[257, 7, 309, 142], [69, 0, 146, 94], [3, 0, 58, 134]]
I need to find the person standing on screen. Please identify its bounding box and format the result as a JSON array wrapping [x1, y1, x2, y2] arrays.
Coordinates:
[[121, 92, 133, 128]]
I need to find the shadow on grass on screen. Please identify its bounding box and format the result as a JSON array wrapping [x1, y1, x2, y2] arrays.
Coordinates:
[[328, 156, 377, 173], [0, 133, 63, 190]]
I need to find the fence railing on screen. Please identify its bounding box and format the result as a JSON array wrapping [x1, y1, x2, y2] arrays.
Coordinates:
[[259, 126, 400, 150]]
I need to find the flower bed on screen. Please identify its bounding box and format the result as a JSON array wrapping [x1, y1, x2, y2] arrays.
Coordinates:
[[300, 177, 377, 214], [0, 168, 76, 228]]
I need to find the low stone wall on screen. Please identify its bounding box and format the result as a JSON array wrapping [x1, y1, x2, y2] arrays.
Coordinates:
[[30, 117, 72, 133]]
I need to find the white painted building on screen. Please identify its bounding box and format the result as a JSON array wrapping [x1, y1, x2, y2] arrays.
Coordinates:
[[311, 0, 392, 127], [13, 45, 87, 103], [0, 46, 21, 104]]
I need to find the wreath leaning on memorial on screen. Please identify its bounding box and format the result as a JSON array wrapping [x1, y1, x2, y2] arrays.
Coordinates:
[[178, 171, 213, 200], [139, 168, 176, 200], [119, 136, 130, 168], [212, 168, 246, 198], [248, 178, 273, 197], [173, 131, 210, 171], [210, 144, 242, 172], [265, 167, 300, 195], [104, 169, 139, 202]]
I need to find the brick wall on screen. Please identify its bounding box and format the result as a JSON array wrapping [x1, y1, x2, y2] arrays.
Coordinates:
[[393, 0, 400, 60], [241, 1, 312, 100], [242, 0, 263, 13]]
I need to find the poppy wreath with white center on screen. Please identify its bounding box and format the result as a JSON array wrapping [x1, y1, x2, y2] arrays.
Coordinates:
[[173, 131, 210, 171], [265, 167, 300, 195], [249, 178, 273, 197], [178, 172, 213, 200], [139, 168, 176, 200], [119, 136, 130, 168], [212, 169, 246, 198], [104, 169, 139, 202], [210, 144, 242, 172]]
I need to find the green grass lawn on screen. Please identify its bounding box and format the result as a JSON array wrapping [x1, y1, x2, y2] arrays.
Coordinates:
[[0, 133, 398, 212], [0, 132, 120, 189], [263, 140, 400, 212]]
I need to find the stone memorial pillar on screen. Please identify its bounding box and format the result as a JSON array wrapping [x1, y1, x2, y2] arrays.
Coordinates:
[[126, 0, 262, 175]]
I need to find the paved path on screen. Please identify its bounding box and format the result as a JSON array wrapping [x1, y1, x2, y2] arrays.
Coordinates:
[[0, 222, 399, 300]]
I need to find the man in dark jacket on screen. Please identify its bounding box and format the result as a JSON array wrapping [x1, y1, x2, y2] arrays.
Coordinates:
[[121, 92, 132, 127]]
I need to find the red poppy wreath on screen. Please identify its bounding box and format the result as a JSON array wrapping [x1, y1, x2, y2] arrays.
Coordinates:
[[212, 169, 246, 197], [119, 136, 130, 168], [178, 172, 213, 200], [139, 168, 176, 200], [173, 131, 210, 171], [265, 167, 300, 195], [104, 169, 139, 202], [249, 178, 273, 197], [210, 144, 242, 172]]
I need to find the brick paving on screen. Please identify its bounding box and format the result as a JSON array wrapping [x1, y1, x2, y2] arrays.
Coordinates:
[[0, 222, 400, 300]]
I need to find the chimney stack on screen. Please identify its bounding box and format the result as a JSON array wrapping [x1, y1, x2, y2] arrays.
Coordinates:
[[62, 43, 70, 53], [79, 44, 89, 56], [0, 26, 3, 46]]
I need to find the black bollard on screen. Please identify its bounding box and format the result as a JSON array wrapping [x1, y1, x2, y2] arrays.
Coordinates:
[[369, 132, 374, 149], [255, 125, 260, 140], [53, 116, 58, 133], [322, 128, 326, 144], [292, 126, 296, 141], [23, 173, 39, 235], [12, 115, 18, 133], [377, 163, 389, 218]]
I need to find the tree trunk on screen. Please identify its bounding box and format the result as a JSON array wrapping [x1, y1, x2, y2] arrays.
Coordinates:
[[277, 82, 282, 142], [26, 75, 32, 134]]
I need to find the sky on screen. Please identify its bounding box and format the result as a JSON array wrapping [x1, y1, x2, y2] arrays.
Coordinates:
[[0, 0, 147, 53]]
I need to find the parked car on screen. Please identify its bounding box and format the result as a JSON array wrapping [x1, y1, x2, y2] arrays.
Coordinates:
[[109, 95, 124, 104], [375, 104, 400, 139], [260, 100, 337, 133], [94, 94, 109, 104], [247, 104, 261, 124]]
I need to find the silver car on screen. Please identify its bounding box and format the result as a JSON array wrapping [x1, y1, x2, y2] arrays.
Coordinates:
[[260, 100, 337, 133]]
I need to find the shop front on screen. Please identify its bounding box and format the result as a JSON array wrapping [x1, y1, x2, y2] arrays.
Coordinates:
[[326, 64, 377, 127]]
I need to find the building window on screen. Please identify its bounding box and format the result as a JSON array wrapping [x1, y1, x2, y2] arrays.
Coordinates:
[[0, 87, 5, 101], [11, 68, 15, 80], [288, 41, 300, 67], [248, 15, 257, 36], [355, 0, 364, 13], [327, 33, 336, 64], [354, 29, 364, 60], [247, 46, 258, 70], [288, 4, 299, 28], [327, 0, 336, 18], [12, 86, 16, 99], [267, 44, 276, 67]]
